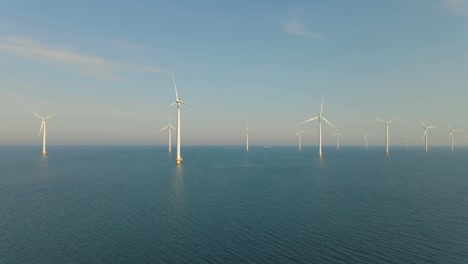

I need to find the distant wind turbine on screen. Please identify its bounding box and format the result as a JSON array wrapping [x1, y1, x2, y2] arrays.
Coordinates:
[[32, 111, 56, 155], [167, 73, 190, 165], [159, 117, 176, 153], [448, 125, 462, 151], [301, 97, 337, 158], [402, 136, 410, 148], [376, 117, 398, 155], [245, 123, 250, 152], [332, 132, 342, 149], [295, 125, 308, 151], [420, 119, 437, 153], [363, 130, 371, 149]]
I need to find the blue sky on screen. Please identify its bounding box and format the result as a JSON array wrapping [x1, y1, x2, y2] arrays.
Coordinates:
[[1, 0, 467, 146]]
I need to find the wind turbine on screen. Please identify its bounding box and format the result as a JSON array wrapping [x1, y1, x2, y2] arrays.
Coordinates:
[[402, 136, 410, 148], [167, 73, 190, 165], [363, 130, 371, 149], [245, 123, 250, 152], [159, 116, 176, 153], [376, 117, 398, 155], [301, 97, 337, 158], [32, 111, 56, 155], [295, 125, 308, 151], [420, 119, 437, 153], [448, 125, 462, 151], [332, 132, 342, 149]]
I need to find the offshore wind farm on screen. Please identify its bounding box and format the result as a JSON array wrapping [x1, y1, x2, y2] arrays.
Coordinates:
[[1, 1, 468, 263]]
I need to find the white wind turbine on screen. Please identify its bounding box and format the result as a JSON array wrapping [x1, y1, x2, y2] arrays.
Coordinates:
[[245, 123, 250, 152], [301, 97, 338, 158], [376, 117, 398, 155], [332, 132, 342, 149], [402, 136, 410, 147], [159, 116, 176, 153], [32, 111, 56, 155], [448, 125, 462, 151], [420, 119, 437, 153], [363, 130, 371, 149], [295, 125, 308, 151], [167, 73, 190, 165]]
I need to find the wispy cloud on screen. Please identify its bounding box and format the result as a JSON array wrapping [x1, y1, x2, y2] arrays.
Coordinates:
[[283, 9, 322, 39], [442, 0, 468, 15], [0, 36, 166, 80]]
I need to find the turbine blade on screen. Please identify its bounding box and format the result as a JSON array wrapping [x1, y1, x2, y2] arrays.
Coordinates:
[[159, 126, 169, 132], [169, 125, 176, 130], [167, 102, 176, 109], [376, 118, 385, 123], [32, 111, 44, 120], [428, 126, 438, 129], [179, 100, 191, 107], [44, 113, 57, 120], [301, 116, 319, 124], [419, 119, 427, 127], [322, 116, 338, 130], [388, 117, 398, 124], [320, 96, 324, 115], [171, 72, 179, 100], [39, 121, 44, 137]]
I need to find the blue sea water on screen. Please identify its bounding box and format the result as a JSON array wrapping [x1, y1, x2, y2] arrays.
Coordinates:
[[0, 145, 467, 263]]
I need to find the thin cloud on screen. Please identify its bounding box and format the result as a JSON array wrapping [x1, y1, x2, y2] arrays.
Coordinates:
[[283, 10, 322, 39], [0, 36, 167, 80], [442, 0, 468, 15]]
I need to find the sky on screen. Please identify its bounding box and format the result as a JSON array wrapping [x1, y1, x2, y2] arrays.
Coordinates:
[[0, 0, 467, 147]]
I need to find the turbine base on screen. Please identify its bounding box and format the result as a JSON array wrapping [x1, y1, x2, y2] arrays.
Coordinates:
[[176, 158, 182, 165], [42, 152, 47, 156], [318, 153, 322, 158]]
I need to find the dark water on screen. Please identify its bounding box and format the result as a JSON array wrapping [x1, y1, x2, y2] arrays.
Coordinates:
[[0, 146, 467, 263]]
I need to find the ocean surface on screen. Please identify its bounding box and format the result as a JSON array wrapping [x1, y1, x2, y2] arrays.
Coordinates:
[[0, 145, 467, 263]]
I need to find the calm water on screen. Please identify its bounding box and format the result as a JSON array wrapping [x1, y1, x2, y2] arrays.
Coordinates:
[[0, 146, 467, 263]]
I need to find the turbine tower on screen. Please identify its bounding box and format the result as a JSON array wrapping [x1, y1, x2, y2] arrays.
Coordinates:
[[363, 130, 371, 149], [32, 111, 56, 155], [402, 136, 410, 148], [301, 97, 337, 158], [245, 123, 250, 152], [448, 125, 462, 151], [332, 132, 342, 149], [420, 119, 437, 153], [376, 117, 398, 155], [295, 125, 308, 151], [167, 73, 190, 165], [159, 117, 176, 153]]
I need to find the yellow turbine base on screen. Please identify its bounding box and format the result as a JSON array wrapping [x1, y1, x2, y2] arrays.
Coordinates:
[[42, 152, 47, 156], [176, 159, 182, 165], [319, 153, 323, 158]]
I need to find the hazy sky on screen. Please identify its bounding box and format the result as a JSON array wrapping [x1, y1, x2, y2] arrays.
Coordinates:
[[1, 0, 467, 146]]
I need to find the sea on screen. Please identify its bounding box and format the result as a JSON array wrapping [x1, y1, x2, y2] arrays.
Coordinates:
[[0, 145, 467, 263]]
